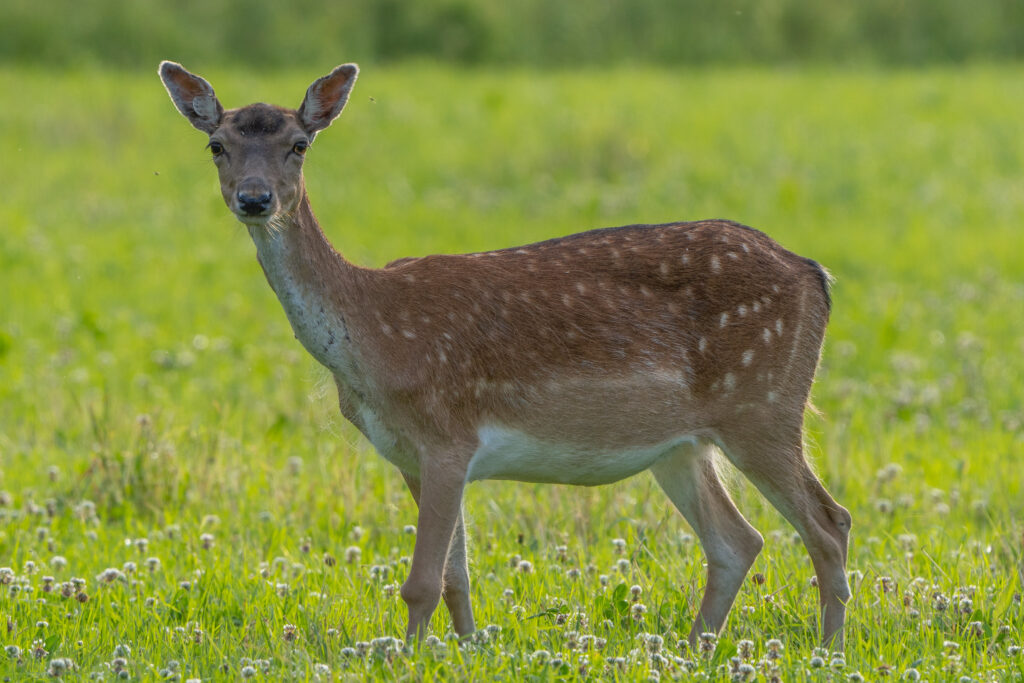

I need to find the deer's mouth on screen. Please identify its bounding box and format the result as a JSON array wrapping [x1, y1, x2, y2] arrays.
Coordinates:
[[234, 211, 273, 227], [238, 212, 292, 237]]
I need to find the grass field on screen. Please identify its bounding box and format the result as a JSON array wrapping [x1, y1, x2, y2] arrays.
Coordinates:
[[1, 65, 1023, 680]]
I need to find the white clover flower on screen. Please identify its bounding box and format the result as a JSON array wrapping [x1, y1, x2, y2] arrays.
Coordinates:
[[97, 568, 125, 584], [734, 663, 756, 682], [46, 657, 75, 677]]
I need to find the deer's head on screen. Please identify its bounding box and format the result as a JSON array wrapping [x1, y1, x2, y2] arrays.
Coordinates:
[[159, 61, 358, 227]]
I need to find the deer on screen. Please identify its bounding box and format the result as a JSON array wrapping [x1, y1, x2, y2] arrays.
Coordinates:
[[158, 60, 852, 650]]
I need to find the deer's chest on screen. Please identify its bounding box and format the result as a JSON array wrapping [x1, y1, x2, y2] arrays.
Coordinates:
[[355, 402, 420, 475]]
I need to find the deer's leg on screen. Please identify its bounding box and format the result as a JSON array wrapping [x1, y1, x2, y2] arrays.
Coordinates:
[[650, 441, 764, 646], [442, 513, 475, 635], [399, 463, 467, 640], [716, 427, 852, 650], [401, 471, 475, 636]]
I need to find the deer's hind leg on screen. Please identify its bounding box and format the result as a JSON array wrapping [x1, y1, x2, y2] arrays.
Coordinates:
[[715, 423, 851, 650], [650, 440, 764, 646]]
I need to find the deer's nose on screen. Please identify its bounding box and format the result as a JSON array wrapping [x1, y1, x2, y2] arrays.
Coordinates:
[[237, 189, 273, 215]]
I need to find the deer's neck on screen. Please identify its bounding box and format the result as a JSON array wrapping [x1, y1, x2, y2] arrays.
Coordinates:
[[247, 192, 361, 377]]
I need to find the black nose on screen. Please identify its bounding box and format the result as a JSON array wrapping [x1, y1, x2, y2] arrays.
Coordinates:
[[237, 190, 272, 215]]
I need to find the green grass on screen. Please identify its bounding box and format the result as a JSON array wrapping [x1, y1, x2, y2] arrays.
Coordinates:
[[1, 64, 1023, 680]]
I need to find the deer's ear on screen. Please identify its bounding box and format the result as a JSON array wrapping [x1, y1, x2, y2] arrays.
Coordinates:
[[158, 61, 224, 134], [298, 64, 358, 136]]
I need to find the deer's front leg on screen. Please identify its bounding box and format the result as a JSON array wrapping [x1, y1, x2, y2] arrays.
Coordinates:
[[441, 513, 475, 635], [400, 463, 466, 640], [401, 471, 475, 636]]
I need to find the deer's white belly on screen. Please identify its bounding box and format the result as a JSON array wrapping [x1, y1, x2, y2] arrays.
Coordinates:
[[466, 424, 697, 486]]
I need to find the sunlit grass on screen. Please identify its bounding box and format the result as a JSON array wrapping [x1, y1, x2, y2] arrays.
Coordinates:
[[1, 65, 1022, 680]]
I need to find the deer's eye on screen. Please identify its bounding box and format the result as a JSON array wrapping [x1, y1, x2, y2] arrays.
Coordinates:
[[292, 141, 309, 156], [208, 141, 224, 157]]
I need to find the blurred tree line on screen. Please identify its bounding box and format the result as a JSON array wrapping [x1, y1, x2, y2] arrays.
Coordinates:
[[3, 0, 1023, 68]]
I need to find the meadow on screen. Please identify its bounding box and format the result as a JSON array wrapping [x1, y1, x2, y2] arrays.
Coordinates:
[[0, 64, 1022, 680]]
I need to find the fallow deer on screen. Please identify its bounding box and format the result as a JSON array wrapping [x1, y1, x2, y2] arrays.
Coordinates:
[[158, 61, 851, 648]]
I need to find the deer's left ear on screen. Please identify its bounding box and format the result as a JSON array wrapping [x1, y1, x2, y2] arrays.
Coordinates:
[[159, 61, 224, 134], [298, 64, 359, 136]]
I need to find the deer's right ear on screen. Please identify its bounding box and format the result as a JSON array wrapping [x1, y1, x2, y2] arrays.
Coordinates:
[[158, 61, 224, 134]]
